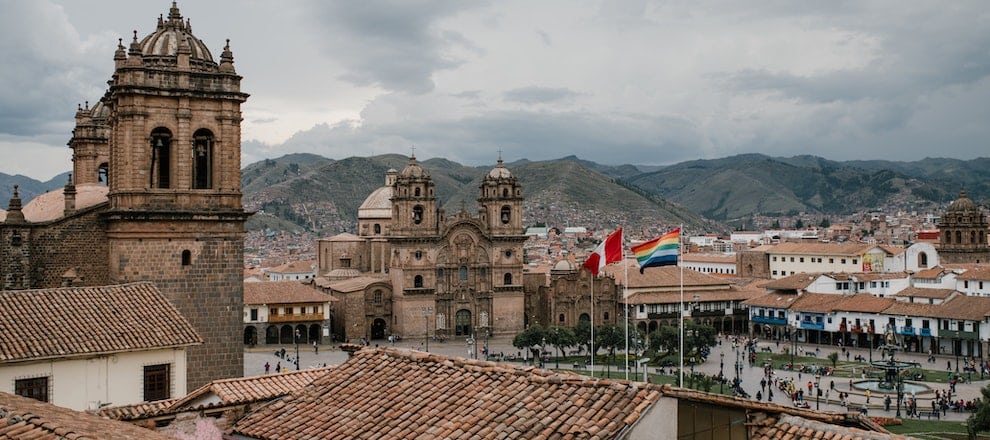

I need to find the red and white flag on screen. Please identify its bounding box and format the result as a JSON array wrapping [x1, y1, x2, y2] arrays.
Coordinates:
[[582, 228, 623, 277]]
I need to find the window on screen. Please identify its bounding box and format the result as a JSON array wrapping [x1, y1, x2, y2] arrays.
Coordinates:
[[459, 265, 468, 281], [965, 281, 970, 289], [181, 250, 191, 266], [144, 364, 170, 402], [504, 249, 513, 258], [853, 259, 858, 265], [192, 128, 213, 189], [829, 258, 834, 264], [503, 273, 513, 285], [918, 252, 928, 267], [604, 312, 609, 321], [772, 256, 777, 262], [790, 257, 795, 262], [799, 258, 804, 263], [149, 128, 172, 189], [15, 377, 49, 402], [559, 314, 565, 322], [250, 308, 258, 321], [373, 290, 382, 303], [270, 307, 278, 316], [374, 224, 381, 234], [415, 250, 423, 260], [414, 187, 421, 197], [414, 275, 424, 288], [413, 205, 424, 224], [841, 259, 846, 264], [772, 270, 778, 276]]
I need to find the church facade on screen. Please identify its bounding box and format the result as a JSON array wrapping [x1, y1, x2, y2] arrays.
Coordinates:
[[0, 3, 247, 390], [317, 157, 529, 342]]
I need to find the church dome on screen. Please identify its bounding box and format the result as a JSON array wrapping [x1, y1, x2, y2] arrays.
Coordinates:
[[399, 156, 428, 178], [22, 184, 109, 223], [948, 190, 977, 212], [487, 158, 513, 179], [137, 3, 215, 66], [553, 259, 577, 272], [358, 186, 394, 219]]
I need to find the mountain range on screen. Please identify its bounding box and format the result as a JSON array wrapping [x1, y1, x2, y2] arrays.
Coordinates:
[[3, 154, 987, 236]]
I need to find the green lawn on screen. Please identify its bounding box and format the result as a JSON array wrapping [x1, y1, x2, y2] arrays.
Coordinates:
[[883, 419, 990, 439], [753, 352, 974, 385]]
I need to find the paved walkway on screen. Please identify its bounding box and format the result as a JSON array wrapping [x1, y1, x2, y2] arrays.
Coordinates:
[[244, 334, 984, 422]]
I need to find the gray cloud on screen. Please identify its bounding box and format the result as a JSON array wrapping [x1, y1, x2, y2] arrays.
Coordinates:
[[503, 86, 580, 105]]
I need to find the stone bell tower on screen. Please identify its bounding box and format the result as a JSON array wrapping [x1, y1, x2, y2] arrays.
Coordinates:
[[102, 2, 249, 389]]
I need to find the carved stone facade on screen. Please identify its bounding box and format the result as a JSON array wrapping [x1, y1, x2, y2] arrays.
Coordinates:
[[0, 3, 247, 390], [530, 259, 621, 329], [938, 190, 990, 264], [318, 157, 528, 341]]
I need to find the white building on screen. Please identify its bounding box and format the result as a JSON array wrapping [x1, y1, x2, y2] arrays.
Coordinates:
[[766, 242, 893, 279], [265, 260, 317, 281], [680, 253, 737, 275], [243, 281, 336, 346], [0, 283, 201, 411]]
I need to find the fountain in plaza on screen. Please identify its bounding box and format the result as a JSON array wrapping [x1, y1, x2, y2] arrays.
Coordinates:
[[850, 325, 924, 417]]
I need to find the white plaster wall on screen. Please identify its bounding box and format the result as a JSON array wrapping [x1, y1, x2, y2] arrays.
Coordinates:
[[0, 348, 188, 411], [624, 396, 677, 439]]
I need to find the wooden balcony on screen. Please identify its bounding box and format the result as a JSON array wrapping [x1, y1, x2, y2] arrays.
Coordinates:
[[268, 312, 324, 323]]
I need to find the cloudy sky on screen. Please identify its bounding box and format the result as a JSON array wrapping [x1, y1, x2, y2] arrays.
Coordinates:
[[1, 1, 988, 180]]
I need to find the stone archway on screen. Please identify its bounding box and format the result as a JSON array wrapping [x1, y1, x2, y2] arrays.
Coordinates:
[[265, 325, 279, 344], [243, 326, 257, 346], [371, 318, 388, 340], [455, 309, 473, 336]]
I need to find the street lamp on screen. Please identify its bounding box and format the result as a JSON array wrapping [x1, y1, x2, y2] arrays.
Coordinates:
[[814, 374, 821, 410], [422, 307, 433, 353], [540, 336, 547, 368], [719, 353, 725, 394], [484, 328, 490, 362], [294, 329, 301, 370]]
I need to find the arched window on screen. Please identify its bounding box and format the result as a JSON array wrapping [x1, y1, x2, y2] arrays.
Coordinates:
[[374, 224, 381, 234], [414, 275, 424, 288], [98, 162, 109, 186], [918, 252, 928, 267], [150, 128, 172, 188], [192, 128, 213, 189], [500, 206, 511, 224], [413, 206, 424, 224], [502, 188, 509, 197], [956, 231, 963, 244], [181, 250, 191, 266], [946, 232, 952, 244], [604, 312, 609, 321], [972, 231, 978, 244], [559, 313, 565, 323], [459, 265, 468, 281], [503, 273, 512, 285], [414, 187, 421, 197]]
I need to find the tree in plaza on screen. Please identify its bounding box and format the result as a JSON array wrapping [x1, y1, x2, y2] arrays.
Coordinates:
[[649, 322, 716, 358], [649, 326, 679, 354], [545, 326, 576, 368], [828, 352, 839, 368], [595, 325, 624, 376], [512, 324, 546, 364], [573, 320, 593, 356], [967, 384, 990, 439]]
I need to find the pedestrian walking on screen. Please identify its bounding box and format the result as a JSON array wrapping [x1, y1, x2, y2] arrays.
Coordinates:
[[264, 362, 270, 374], [276, 362, 281, 373]]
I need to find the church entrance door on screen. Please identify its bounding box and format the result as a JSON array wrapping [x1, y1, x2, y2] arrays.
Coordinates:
[[455, 309, 472, 336], [371, 319, 387, 340]]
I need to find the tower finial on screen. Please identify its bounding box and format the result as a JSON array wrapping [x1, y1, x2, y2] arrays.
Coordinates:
[[410, 145, 416, 160], [497, 147, 503, 166]]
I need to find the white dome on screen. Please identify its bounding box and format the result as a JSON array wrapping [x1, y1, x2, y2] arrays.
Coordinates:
[[358, 186, 394, 219]]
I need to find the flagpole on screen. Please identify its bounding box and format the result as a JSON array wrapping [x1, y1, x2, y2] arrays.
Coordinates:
[[624, 247, 629, 381], [590, 271, 595, 378], [679, 224, 685, 387]]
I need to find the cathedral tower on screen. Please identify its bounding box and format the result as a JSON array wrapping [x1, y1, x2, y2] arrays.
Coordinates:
[[938, 190, 990, 264], [102, 3, 249, 389], [390, 156, 438, 236]]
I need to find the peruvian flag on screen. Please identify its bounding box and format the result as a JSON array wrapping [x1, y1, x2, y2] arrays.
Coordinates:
[[582, 228, 623, 277]]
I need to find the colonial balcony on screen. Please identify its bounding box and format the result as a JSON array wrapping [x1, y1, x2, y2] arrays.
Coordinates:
[[899, 326, 915, 335], [268, 312, 324, 323], [940, 329, 978, 340], [647, 312, 679, 320], [691, 309, 728, 318], [920, 328, 932, 337], [751, 316, 787, 326], [799, 320, 825, 330]]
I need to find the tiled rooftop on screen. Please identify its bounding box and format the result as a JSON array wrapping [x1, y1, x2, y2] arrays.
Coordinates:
[[243, 281, 336, 305], [0, 391, 173, 440], [742, 292, 800, 308], [764, 273, 823, 290], [625, 287, 758, 305], [893, 287, 955, 300], [603, 260, 731, 289], [98, 367, 334, 421], [768, 242, 878, 256], [750, 414, 909, 440], [957, 265, 990, 281], [0, 282, 201, 363], [232, 347, 664, 439]]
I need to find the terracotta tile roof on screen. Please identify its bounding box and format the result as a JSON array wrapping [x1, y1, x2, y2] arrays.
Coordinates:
[[0, 282, 201, 363], [790, 293, 847, 313], [316, 275, 389, 292], [913, 266, 948, 279], [321, 232, 362, 242], [882, 301, 943, 319], [98, 367, 334, 421], [243, 281, 335, 305], [660, 386, 892, 434], [742, 292, 801, 309], [750, 413, 908, 440], [0, 391, 174, 440], [680, 253, 736, 264], [603, 259, 731, 289], [267, 259, 316, 274], [933, 295, 990, 321], [625, 287, 759, 305], [878, 244, 908, 256], [855, 272, 910, 281], [831, 294, 896, 314], [893, 287, 956, 300], [232, 347, 664, 439], [957, 265, 990, 281], [764, 273, 824, 290], [768, 242, 878, 256]]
